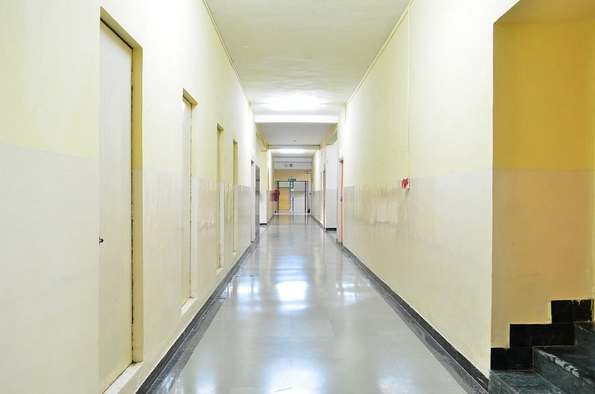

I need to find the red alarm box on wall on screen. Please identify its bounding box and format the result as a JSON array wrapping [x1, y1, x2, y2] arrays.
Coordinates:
[[400, 177, 410, 190], [272, 189, 280, 202]]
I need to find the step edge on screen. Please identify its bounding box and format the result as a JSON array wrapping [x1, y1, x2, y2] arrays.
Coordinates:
[[535, 348, 595, 386], [490, 371, 565, 394]]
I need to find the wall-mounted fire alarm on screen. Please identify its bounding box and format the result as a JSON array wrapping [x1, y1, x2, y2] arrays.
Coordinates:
[[401, 177, 410, 190]]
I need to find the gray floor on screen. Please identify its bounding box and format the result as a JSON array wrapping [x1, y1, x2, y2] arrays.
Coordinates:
[[152, 215, 466, 394]]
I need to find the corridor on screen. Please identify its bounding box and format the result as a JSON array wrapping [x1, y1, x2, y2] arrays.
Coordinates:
[[4, 0, 595, 393], [147, 217, 466, 394]]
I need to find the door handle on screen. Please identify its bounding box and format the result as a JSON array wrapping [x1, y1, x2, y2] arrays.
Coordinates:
[[99, 237, 105, 245]]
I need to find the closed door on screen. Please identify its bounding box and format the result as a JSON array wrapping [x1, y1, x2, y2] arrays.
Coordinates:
[[217, 127, 224, 269], [99, 22, 132, 390], [254, 165, 260, 241], [339, 160, 344, 243], [181, 98, 192, 303]]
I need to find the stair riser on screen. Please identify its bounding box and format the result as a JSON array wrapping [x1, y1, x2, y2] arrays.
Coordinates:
[[534, 350, 595, 394]]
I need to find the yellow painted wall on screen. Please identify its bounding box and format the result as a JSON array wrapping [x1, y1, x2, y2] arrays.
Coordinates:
[[339, 0, 518, 375], [273, 169, 311, 182], [493, 16, 595, 347], [273, 170, 310, 212], [0, 0, 264, 393]]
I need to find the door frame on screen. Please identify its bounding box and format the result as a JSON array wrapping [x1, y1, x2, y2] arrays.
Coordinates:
[[250, 160, 255, 242], [100, 7, 145, 378], [181, 90, 198, 303], [338, 159, 344, 244]]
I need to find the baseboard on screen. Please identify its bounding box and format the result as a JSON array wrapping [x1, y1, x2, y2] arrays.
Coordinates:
[[137, 244, 254, 393], [325, 227, 336, 231], [341, 245, 489, 393]]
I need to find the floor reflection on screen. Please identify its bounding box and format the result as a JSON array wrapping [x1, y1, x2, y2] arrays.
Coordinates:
[[147, 214, 466, 394]]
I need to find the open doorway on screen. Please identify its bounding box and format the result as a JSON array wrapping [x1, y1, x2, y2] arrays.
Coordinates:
[[491, 0, 595, 365], [276, 180, 308, 214]]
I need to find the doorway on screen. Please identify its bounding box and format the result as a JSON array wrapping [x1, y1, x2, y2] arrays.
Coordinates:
[[254, 164, 260, 242], [216, 125, 224, 269], [277, 180, 308, 214], [232, 140, 239, 254], [338, 159, 344, 243], [99, 21, 133, 390], [322, 169, 326, 226], [181, 95, 193, 304]]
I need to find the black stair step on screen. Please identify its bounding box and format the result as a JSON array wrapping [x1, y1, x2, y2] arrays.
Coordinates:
[[551, 300, 593, 323], [534, 347, 595, 394], [489, 371, 564, 394], [510, 323, 574, 347], [575, 323, 595, 350]]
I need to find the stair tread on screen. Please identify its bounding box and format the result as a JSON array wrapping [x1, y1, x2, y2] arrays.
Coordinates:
[[491, 371, 565, 393], [576, 322, 595, 334], [536, 347, 595, 385]]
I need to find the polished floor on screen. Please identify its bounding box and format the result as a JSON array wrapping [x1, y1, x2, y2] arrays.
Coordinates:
[[150, 216, 467, 394]]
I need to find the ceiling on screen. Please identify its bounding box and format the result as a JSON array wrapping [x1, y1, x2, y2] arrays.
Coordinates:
[[499, 0, 595, 23], [205, 0, 409, 120], [259, 123, 335, 146]]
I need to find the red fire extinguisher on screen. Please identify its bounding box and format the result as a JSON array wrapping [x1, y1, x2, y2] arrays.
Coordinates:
[[272, 189, 280, 202]]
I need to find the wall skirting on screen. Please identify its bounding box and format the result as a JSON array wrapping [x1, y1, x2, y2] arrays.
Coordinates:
[[341, 245, 489, 393]]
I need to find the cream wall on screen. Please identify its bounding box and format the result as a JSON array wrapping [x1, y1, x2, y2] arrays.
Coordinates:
[[324, 143, 338, 229], [311, 149, 324, 223], [339, 0, 518, 375], [0, 1, 100, 392], [492, 15, 595, 347], [257, 135, 272, 224], [0, 0, 263, 393], [311, 130, 339, 226]]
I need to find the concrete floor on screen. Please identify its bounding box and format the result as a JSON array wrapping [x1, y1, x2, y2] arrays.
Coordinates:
[[151, 215, 466, 394]]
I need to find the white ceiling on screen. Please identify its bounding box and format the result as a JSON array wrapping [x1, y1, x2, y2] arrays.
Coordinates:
[[206, 0, 409, 118], [259, 123, 335, 146]]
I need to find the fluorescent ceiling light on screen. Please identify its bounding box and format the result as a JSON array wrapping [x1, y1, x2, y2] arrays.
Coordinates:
[[261, 94, 324, 112], [254, 114, 339, 124], [276, 148, 307, 155]]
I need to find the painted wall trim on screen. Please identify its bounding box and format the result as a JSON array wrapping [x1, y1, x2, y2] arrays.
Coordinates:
[[342, 245, 489, 392]]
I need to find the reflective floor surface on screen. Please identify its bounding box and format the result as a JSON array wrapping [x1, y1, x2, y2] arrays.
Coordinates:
[[149, 215, 467, 394]]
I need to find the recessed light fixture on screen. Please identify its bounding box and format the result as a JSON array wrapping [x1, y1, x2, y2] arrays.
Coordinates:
[[262, 94, 324, 112], [277, 148, 306, 155]]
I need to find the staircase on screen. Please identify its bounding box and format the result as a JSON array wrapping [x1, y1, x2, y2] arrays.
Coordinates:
[[490, 300, 595, 393]]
